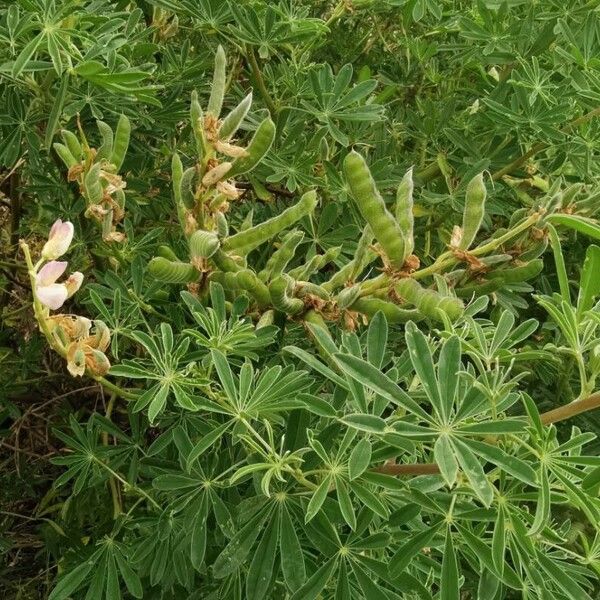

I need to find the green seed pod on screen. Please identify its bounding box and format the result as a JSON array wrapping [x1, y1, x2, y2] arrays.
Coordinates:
[[458, 172, 486, 250], [61, 130, 82, 161], [84, 163, 103, 204], [190, 90, 206, 161], [53, 142, 78, 168], [219, 92, 253, 140], [227, 117, 276, 178], [288, 245, 342, 281], [157, 245, 180, 261], [209, 270, 238, 290], [207, 45, 226, 117], [223, 190, 317, 256], [520, 238, 548, 261], [177, 167, 195, 209], [395, 278, 464, 322], [171, 153, 188, 231], [337, 285, 361, 309], [211, 249, 240, 273], [240, 209, 254, 232], [259, 230, 304, 281], [561, 183, 583, 207], [350, 297, 424, 324], [190, 230, 220, 259], [216, 213, 229, 237], [487, 259, 543, 284], [343, 151, 406, 269], [257, 309, 274, 328], [235, 269, 271, 306], [454, 279, 503, 299], [508, 208, 529, 230], [96, 120, 114, 161], [295, 281, 329, 300], [148, 257, 197, 283], [269, 275, 304, 315], [395, 167, 414, 260], [110, 115, 130, 172], [114, 188, 126, 211], [101, 209, 113, 240]]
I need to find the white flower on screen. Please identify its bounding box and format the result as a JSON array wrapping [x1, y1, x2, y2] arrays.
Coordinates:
[[42, 220, 74, 260], [35, 260, 83, 310]]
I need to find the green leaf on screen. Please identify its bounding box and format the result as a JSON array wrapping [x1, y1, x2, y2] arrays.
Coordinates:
[[340, 413, 386, 433], [280, 504, 306, 591], [333, 353, 432, 421], [462, 439, 537, 486], [546, 214, 600, 241], [492, 507, 505, 576], [450, 437, 494, 506], [437, 335, 461, 422], [186, 421, 231, 470], [348, 438, 372, 480], [434, 435, 458, 487], [284, 345, 347, 389], [547, 224, 570, 303], [190, 494, 208, 570], [210, 349, 238, 404], [351, 561, 389, 600], [441, 527, 459, 600], [12, 33, 45, 77], [577, 244, 600, 316], [289, 556, 337, 600], [529, 467, 549, 535], [336, 479, 356, 530], [305, 475, 331, 523], [45, 74, 69, 149], [367, 311, 387, 368], [405, 322, 444, 420], [536, 552, 594, 600], [246, 513, 279, 600], [48, 558, 95, 600], [389, 521, 443, 578]]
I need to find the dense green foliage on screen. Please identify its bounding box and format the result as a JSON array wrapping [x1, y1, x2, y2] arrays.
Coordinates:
[[2, 1, 600, 598]]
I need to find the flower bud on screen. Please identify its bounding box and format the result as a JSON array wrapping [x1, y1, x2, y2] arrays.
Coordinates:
[[42, 220, 74, 260], [65, 272, 84, 298]]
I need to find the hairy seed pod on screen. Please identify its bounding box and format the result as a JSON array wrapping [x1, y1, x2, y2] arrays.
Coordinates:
[[337, 285, 361, 309], [269, 275, 304, 315], [202, 162, 232, 187], [219, 92, 253, 140], [295, 281, 329, 300], [520, 238, 548, 261], [259, 230, 304, 281], [235, 269, 271, 306], [395, 278, 464, 322], [190, 230, 220, 259], [211, 249, 240, 273], [216, 213, 229, 237], [180, 167, 196, 209], [157, 245, 180, 261], [289, 245, 342, 281], [172, 153, 187, 229], [61, 130, 82, 161], [350, 298, 424, 324], [454, 279, 502, 299], [344, 151, 406, 269], [458, 173, 486, 250], [207, 45, 226, 118], [395, 167, 414, 260], [114, 188, 125, 211], [53, 143, 78, 168], [223, 190, 317, 256], [486, 259, 544, 284], [227, 117, 276, 178], [240, 210, 254, 232], [101, 209, 113, 240], [148, 257, 197, 283], [110, 114, 130, 171], [96, 120, 113, 161], [84, 163, 103, 204], [190, 91, 206, 160]]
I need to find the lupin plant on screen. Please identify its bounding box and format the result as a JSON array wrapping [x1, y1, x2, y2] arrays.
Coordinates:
[[5, 5, 600, 600]]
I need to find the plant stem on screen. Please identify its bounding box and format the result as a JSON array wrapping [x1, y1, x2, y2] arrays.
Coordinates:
[[246, 47, 277, 116], [376, 390, 600, 477]]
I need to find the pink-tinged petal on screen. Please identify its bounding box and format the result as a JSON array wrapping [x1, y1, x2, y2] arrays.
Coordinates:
[[42, 220, 74, 259], [65, 272, 84, 298], [36, 284, 68, 310], [36, 261, 68, 286]]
